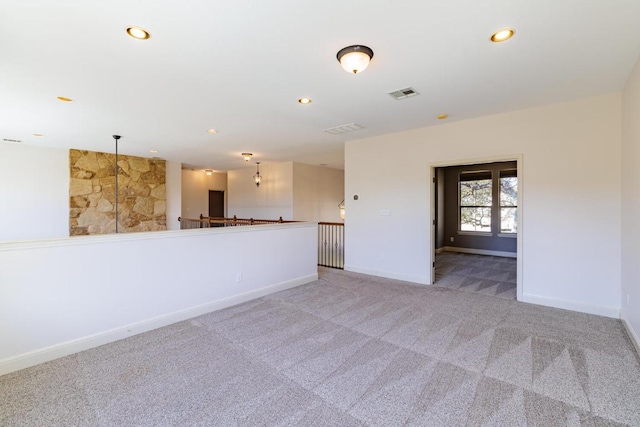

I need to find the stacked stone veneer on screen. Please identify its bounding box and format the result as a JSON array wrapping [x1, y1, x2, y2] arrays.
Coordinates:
[[69, 149, 167, 236]]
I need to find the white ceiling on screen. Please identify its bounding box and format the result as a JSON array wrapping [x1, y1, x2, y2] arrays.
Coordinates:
[[2, 0, 640, 171]]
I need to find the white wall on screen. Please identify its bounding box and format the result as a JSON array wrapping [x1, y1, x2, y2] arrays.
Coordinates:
[[293, 163, 344, 223], [228, 162, 294, 220], [181, 169, 227, 219], [0, 142, 69, 242], [0, 143, 183, 241], [622, 55, 640, 349], [345, 93, 622, 317], [0, 223, 318, 375], [166, 161, 182, 230]]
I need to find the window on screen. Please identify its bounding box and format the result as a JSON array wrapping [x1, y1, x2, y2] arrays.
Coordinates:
[[459, 171, 492, 232], [500, 170, 518, 233]]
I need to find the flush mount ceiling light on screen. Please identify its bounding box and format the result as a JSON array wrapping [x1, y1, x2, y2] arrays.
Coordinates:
[[33, 133, 44, 137], [298, 98, 312, 104], [490, 28, 515, 42], [207, 129, 218, 134], [242, 152, 253, 162], [57, 96, 73, 102], [150, 149, 159, 153], [126, 26, 151, 40], [253, 162, 262, 187], [336, 45, 374, 74], [205, 169, 213, 176], [437, 114, 449, 120]]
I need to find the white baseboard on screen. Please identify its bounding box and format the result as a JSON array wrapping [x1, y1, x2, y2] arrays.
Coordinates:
[[435, 247, 446, 254], [621, 312, 640, 358], [521, 293, 620, 319], [443, 246, 517, 258], [344, 265, 428, 285], [0, 273, 317, 377]]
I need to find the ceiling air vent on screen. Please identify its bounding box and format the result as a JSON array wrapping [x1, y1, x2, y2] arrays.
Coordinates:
[[388, 87, 419, 100], [323, 123, 364, 135], [3, 138, 23, 143]]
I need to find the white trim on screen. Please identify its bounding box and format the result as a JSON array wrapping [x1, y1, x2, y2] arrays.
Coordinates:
[[344, 265, 428, 285], [435, 247, 446, 254], [521, 293, 620, 319], [458, 231, 493, 237], [621, 312, 640, 358], [443, 246, 517, 258], [498, 233, 517, 238], [0, 273, 317, 376], [0, 222, 316, 252]]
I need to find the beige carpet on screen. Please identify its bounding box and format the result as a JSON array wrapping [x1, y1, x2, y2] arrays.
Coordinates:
[[1, 267, 639, 426]]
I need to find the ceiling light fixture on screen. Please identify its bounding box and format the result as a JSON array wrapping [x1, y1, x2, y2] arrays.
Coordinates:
[[298, 98, 312, 104], [336, 45, 374, 74], [205, 169, 213, 176], [150, 149, 159, 153], [242, 152, 253, 162], [253, 162, 262, 187], [33, 133, 44, 137], [126, 26, 151, 40], [338, 200, 345, 221], [437, 114, 449, 120], [57, 96, 73, 102], [490, 28, 515, 43], [207, 129, 218, 134]]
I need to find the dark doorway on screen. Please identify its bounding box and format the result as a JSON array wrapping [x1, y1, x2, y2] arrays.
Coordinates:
[[208, 190, 224, 218]]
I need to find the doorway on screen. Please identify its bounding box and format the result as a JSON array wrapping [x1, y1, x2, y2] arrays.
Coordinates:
[[430, 155, 523, 301], [208, 190, 225, 218]]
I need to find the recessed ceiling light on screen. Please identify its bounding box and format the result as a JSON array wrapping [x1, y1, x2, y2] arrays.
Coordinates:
[[207, 129, 218, 134], [57, 96, 73, 102], [150, 149, 159, 153], [126, 26, 151, 40], [33, 133, 44, 137], [437, 114, 449, 120], [490, 28, 515, 43], [298, 98, 312, 104]]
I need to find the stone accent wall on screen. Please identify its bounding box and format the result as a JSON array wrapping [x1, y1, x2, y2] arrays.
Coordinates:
[[69, 149, 167, 235]]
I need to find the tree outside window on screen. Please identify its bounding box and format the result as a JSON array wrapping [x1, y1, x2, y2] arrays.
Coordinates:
[[459, 171, 492, 232], [500, 170, 518, 233]]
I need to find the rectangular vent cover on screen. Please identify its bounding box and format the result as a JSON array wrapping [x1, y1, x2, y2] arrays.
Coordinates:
[[3, 138, 23, 143], [388, 87, 419, 100], [323, 123, 364, 135]]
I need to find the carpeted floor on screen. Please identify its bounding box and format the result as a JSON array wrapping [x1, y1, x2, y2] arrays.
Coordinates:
[[1, 268, 639, 426], [435, 252, 517, 300]]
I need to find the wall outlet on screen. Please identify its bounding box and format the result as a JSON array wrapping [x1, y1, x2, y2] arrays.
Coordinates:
[[236, 273, 242, 283], [450, 237, 454, 242]]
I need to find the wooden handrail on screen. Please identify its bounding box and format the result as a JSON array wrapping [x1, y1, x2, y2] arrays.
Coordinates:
[[318, 222, 345, 226], [179, 215, 298, 229]]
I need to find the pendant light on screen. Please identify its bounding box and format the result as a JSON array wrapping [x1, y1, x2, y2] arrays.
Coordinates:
[[253, 162, 262, 187]]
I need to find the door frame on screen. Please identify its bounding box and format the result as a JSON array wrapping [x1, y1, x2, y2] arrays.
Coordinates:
[[429, 153, 523, 301], [208, 190, 225, 218]]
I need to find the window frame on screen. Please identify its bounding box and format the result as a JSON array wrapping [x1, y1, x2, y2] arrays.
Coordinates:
[[499, 169, 518, 235], [458, 170, 493, 235]]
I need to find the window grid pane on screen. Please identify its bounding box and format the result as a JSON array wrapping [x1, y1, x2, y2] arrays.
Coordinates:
[[460, 179, 492, 207], [500, 177, 517, 206], [500, 176, 518, 233], [461, 207, 492, 232]]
